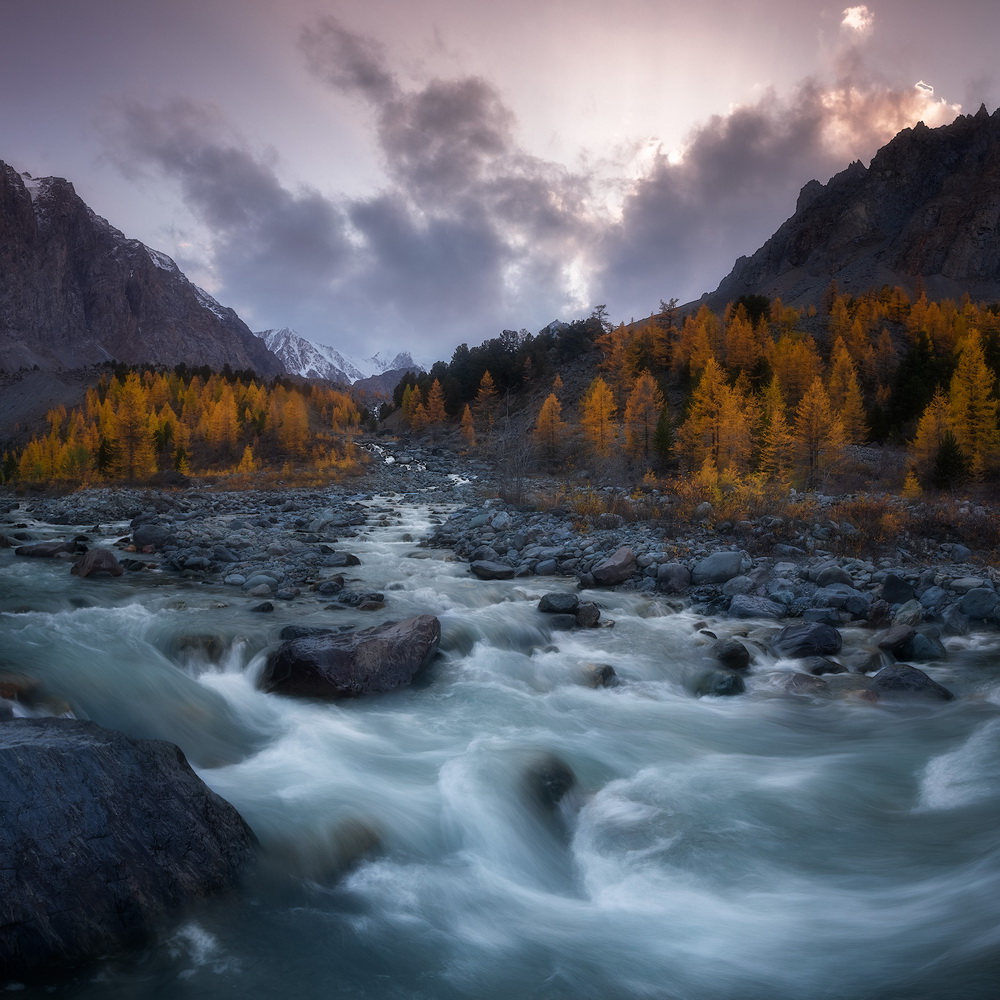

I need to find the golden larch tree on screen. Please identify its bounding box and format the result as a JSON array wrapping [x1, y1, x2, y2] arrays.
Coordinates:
[[579, 377, 617, 458], [624, 372, 665, 463]]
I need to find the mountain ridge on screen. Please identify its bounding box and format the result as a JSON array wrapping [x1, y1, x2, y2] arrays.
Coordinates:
[[702, 105, 1000, 309], [0, 162, 283, 375]]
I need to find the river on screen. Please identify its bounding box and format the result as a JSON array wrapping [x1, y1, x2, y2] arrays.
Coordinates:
[[2, 493, 999, 999]]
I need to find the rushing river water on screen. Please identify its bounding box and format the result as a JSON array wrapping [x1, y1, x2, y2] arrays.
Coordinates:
[[3, 494, 1000, 999]]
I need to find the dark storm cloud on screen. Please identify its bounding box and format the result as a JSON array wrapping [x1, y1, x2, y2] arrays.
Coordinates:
[[103, 15, 962, 356], [599, 73, 960, 310], [106, 98, 351, 302], [298, 17, 398, 103]]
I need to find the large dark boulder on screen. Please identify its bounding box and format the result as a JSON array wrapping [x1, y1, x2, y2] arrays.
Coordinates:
[[870, 663, 955, 701], [470, 560, 515, 580], [591, 546, 638, 586], [71, 548, 124, 577], [0, 719, 256, 979], [259, 615, 441, 699], [772, 622, 843, 658]]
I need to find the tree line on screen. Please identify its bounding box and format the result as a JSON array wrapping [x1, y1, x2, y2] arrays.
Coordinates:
[[7, 367, 362, 484]]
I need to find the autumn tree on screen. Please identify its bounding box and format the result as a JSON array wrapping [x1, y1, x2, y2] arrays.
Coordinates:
[[948, 330, 1000, 476], [792, 377, 845, 489], [827, 338, 867, 444], [624, 373, 665, 464], [533, 393, 568, 466], [579, 377, 617, 458], [674, 356, 752, 473], [108, 371, 156, 479]]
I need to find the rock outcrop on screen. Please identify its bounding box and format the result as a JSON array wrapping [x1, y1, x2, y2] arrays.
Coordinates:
[[0, 161, 282, 374], [705, 106, 1000, 307], [0, 719, 256, 979]]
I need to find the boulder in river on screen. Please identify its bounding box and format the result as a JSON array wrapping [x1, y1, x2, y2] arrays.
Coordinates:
[[470, 560, 515, 580], [772, 622, 843, 658], [14, 540, 79, 559], [71, 548, 124, 578], [259, 615, 441, 699], [0, 718, 256, 979], [870, 663, 955, 701]]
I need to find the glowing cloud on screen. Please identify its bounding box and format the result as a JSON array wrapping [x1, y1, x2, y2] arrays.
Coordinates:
[[842, 5, 874, 33]]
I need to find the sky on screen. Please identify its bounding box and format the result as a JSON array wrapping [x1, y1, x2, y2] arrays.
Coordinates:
[[2, 0, 998, 364]]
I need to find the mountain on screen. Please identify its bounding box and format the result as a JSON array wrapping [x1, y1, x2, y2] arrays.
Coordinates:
[[256, 328, 366, 383], [0, 162, 282, 375], [704, 105, 1000, 308], [256, 327, 422, 384]]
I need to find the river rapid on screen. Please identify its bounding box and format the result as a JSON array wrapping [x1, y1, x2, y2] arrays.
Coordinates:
[[2, 492, 1000, 999]]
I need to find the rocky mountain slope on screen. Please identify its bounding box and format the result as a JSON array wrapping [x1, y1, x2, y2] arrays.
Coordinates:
[[255, 327, 421, 385], [0, 162, 282, 375], [704, 105, 1000, 308]]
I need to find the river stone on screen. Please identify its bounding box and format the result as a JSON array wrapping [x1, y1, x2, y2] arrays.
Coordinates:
[[575, 602, 601, 628], [694, 670, 746, 697], [538, 593, 579, 614], [875, 625, 917, 657], [582, 663, 618, 688], [0, 719, 256, 979], [70, 548, 123, 578], [910, 629, 948, 661], [712, 637, 751, 670], [471, 560, 515, 580], [691, 551, 743, 585], [259, 615, 441, 699], [815, 564, 853, 586], [881, 574, 916, 604], [772, 622, 843, 658], [891, 600, 925, 626], [958, 587, 999, 620], [591, 546, 638, 586], [729, 595, 783, 620], [14, 540, 76, 559], [656, 562, 690, 592], [802, 656, 848, 675], [132, 523, 172, 549], [870, 663, 955, 701]]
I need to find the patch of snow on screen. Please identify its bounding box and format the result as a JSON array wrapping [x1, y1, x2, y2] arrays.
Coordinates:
[[145, 246, 180, 273]]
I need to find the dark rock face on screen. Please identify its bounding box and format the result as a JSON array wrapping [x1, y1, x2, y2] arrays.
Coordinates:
[[772, 622, 843, 658], [706, 107, 1000, 308], [0, 719, 256, 979], [0, 162, 282, 374], [870, 663, 955, 701], [259, 615, 441, 699]]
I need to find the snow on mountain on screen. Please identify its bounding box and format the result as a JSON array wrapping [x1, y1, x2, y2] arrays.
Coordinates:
[[255, 329, 422, 384]]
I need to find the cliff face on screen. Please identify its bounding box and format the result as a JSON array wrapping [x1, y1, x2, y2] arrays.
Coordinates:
[[0, 162, 283, 374], [706, 105, 1000, 307]]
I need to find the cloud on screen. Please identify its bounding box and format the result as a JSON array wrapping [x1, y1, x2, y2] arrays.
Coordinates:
[[103, 14, 964, 361], [105, 98, 351, 309], [841, 5, 874, 34], [597, 63, 962, 313]]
